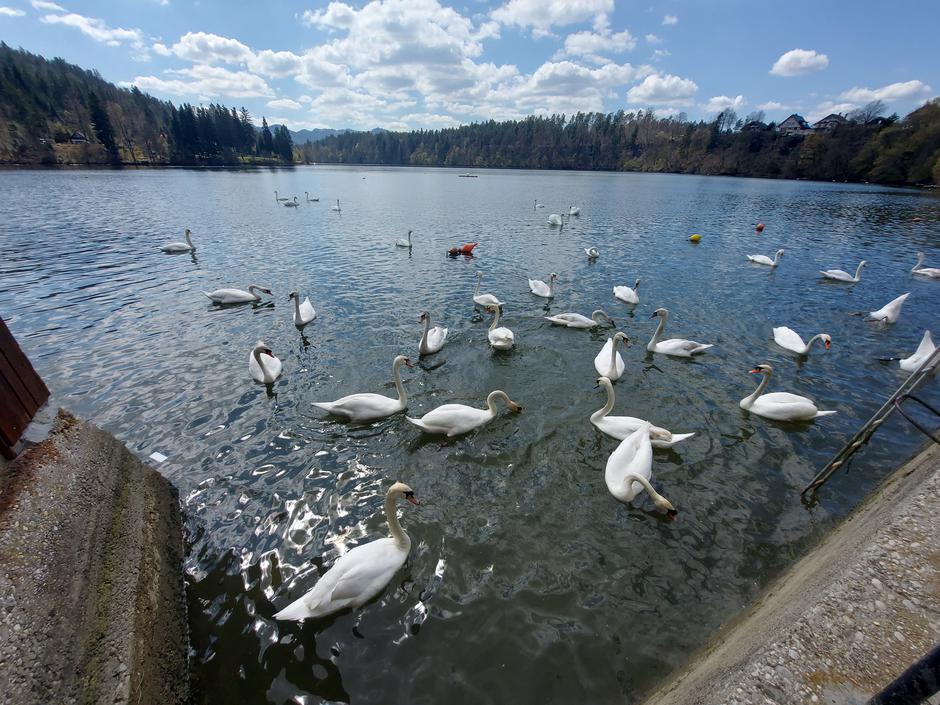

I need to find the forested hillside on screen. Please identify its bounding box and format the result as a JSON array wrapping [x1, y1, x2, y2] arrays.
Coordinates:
[[0, 43, 292, 165], [304, 103, 940, 186]]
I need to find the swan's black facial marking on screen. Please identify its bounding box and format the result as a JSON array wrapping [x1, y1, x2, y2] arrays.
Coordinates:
[[404, 490, 419, 506]]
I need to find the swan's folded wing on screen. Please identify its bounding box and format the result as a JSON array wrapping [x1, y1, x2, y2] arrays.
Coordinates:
[[326, 539, 404, 605], [773, 326, 804, 350], [760, 391, 813, 405]]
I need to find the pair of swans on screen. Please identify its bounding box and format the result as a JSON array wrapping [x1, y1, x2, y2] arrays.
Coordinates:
[[912, 252, 940, 278], [161, 228, 195, 253], [283, 197, 300, 208], [396, 230, 413, 248], [419, 311, 448, 354], [594, 332, 629, 380], [648, 308, 713, 357], [740, 364, 835, 421], [747, 249, 784, 267], [613, 278, 640, 305], [821, 260, 866, 282], [289, 291, 316, 327], [605, 424, 677, 516], [249, 342, 283, 384], [486, 306, 515, 349], [585, 247, 599, 259], [407, 390, 523, 436], [592, 377, 693, 448], [205, 284, 272, 304], [313, 355, 413, 422], [304, 192, 319, 202], [529, 273, 558, 298], [473, 271, 504, 307], [545, 309, 613, 329], [274, 482, 419, 621], [868, 292, 909, 324], [772, 327, 831, 355]]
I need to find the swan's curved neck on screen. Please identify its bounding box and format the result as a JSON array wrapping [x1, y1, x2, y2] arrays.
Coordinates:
[[649, 315, 666, 348], [913, 254, 924, 272], [548, 278, 555, 296], [185, 231, 193, 248], [291, 294, 301, 316], [854, 262, 865, 279], [489, 307, 501, 331], [249, 285, 263, 300], [773, 251, 782, 265], [623, 472, 667, 504], [741, 372, 771, 409], [475, 277, 481, 296], [485, 391, 507, 416], [609, 336, 620, 369], [420, 316, 431, 349], [805, 334, 826, 351], [591, 382, 615, 422], [384, 492, 409, 549], [392, 359, 407, 404], [253, 348, 268, 380]]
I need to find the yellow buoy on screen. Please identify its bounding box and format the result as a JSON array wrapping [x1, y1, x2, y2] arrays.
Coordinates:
[[689, 234, 701, 243]]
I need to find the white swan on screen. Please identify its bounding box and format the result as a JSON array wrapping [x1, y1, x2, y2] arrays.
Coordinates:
[[534, 199, 545, 209], [204, 285, 272, 304], [304, 192, 319, 202], [647, 308, 713, 357], [289, 291, 316, 327], [274, 191, 288, 202], [592, 377, 693, 448], [747, 249, 784, 267], [585, 247, 599, 259], [418, 311, 448, 355], [249, 342, 283, 384], [613, 278, 641, 305], [868, 292, 910, 324], [899, 330, 936, 372], [331, 199, 341, 212], [160, 228, 195, 253], [273, 482, 419, 621], [568, 205, 580, 216], [912, 252, 940, 279], [604, 424, 677, 515], [486, 306, 515, 350], [594, 332, 629, 380], [284, 196, 300, 208], [528, 272, 558, 298], [406, 390, 522, 437], [312, 355, 413, 422], [548, 213, 564, 226], [473, 271, 504, 307], [545, 309, 613, 329], [739, 364, 836, 421], [772, 327, 831, 355], [820, 260, 866, 282], [396, 230, 413, 248]]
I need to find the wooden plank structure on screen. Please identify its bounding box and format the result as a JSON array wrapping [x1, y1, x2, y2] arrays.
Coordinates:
[[0, 317, 49, 459]]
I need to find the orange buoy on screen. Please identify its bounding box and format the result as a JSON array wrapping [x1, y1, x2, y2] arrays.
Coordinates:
[[448, 242, 478, 256], [755, 222, 765, 233]]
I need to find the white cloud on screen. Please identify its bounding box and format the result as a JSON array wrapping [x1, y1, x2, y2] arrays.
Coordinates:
[[125, 65, 275, 99], [645, 33, 662, 44], [627, 72, 697, 106], [249, 49, 303, 77], [838, 80, 931, 104], [37, 6, 148, 59], [651, 49, 670, 61], [0, 6, 26, 16], [757, 101, 788, 111], [662, 14, 678, 25], [770, 48, 828, 77], [807, 101, 858, 123], [562, 27, 636, 62], [30, 0, 63, 10], [156, 31, 253, 64], [704, 94, 745, 113], [491, 0, 614, 37], [267, 98, 302, 111]]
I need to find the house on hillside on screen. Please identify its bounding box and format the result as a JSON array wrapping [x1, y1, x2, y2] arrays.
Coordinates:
[[69, 130, 88, 144], [777, 114, 812, 136], [813, 114, 848, 132], [742, 120, 769, 132]]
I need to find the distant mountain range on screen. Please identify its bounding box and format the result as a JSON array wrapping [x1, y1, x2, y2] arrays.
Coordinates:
[[286, 127, 389, 144]]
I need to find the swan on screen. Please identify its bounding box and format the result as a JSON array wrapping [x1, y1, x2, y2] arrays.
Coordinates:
[[528, 272, 558, 298], [274, 190, 288, 201], [249, 342, 283, 384], [534, 199, 545, 209], [545, 309, 613, 329], [548, 213, 563, 226], [396, 230, 413, 248], [331, 199, 341, 212], [204, 285, 272, 304], [772, 327, 831, 355], [284, 196, 300, 208], [160, 228, 195, 253], [594, 331, 629, 380], [418, 311, 448, 355], [312, 355, 413, 422], [592, 376, 694, 448], [473, 271, 504, 307], [820, 260, 866, 282], [746, 249, 784, 267], [868, 292, 910, 324], [568, 205, 580, 216], [406, 390, 522, 437], [647, 308, 713, 357], [899, 330, 936, 372], [739, 364, 836, 421], [912, 252, 940, 278], [486, 306, 515, 350], [613, 278, 641, 305], [304, 192, 319, 202], [585, 247, 599, 259], [604, 424, 677, 515], [273, 482, 419, 621], [289, 291, 316, 327]]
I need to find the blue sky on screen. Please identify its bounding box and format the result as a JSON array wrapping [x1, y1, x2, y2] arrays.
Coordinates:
[[1, 0, 937, 131]]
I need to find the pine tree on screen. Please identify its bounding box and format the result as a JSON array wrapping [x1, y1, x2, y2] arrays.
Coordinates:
[[88, 91, 117, 156]]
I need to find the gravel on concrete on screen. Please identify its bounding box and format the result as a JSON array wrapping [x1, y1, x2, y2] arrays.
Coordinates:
[[643, 441, 940, 705], [0, 409, 188, 705]]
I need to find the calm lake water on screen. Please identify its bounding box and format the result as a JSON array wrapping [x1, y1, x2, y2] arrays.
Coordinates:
[[2, 166, 939, 704]]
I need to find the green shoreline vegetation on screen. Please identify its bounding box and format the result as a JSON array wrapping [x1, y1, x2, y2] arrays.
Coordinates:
[[2, 43, 939, 187]]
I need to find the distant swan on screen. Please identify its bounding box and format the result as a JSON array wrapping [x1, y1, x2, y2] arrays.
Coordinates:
[[534, 199, 545, 209], [820, 260, 866, 282], [331, 199, 341, 211], [406, 390, 523, 436], [868, 292, 910, 324], [418, 311, 448, 355], [613, 278, 640, 305], [605, 424, 677, 515], [912, 252, 940, 279], [204, 284, 272, 304], [249, 342, 282, 384], [486, 305, 515, 350], [160, 228, 195, 253], [273, 482, 419, 621], [304, 191, 319, 202], [592, 376, 693, 448], [740, 364, 835, 421], [396, 230, 413, 248], [548, 213, 563, 226], [772, 327, 831, 355], [545, 309, 613, 329], [312, 355, 413, 422], [747, 249, 784, 267], [473, 271, 504, 307], [289, 291, 316, 327], [528, 272, 558, 298], [284, 196, 300, 208], [568, 205, 580, 216], [585, 247, 599, 259], [594, 331, 629, 380], [647, 308, 713, 357], [274, 191, 288, 202]]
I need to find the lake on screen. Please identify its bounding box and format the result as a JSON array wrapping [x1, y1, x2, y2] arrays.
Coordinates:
[[1, 166, 939, 704]]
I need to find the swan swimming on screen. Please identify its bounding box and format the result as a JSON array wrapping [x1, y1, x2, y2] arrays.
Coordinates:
[[585, 247, 599, 259], [406, 390, 523, 437], [304, 192, 319, 202], [820, 260, 866, 282], [604, 424, 677, 515], [534, 199, 545, 209], [899, 330, 936, 372], [613, 278, 641, 305], [746, 249, 784, 267], [912, 252, 940, 279], [204, 285, 273, 304], [274, 191, 288, 202], [273, 482, 419, 621], [249, 342, 282, 384], [473, 271, 504, 307], [647, 308, 713, 357], [331, 199, 341, 211], [418, 311, 448, 355], [312, 355, 414, 422], [528, 272, 558, 298], [486, 305, 515, 350], [284, 196, 300, 208], [867, 292, 910, 324], [739, 364, 836, 421], [544, 309, 613, 329], [772, 327, 831, 355], [288, 291, 316, 327], [548, 213, 564, 226], [396, 230, 413, 248], [568, 205, 580, 216], [160, 228, 195, 253], [594, 331, 629, 380], [591, 377, 694, 448]]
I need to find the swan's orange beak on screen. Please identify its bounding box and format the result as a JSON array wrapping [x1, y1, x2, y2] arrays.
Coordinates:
[[824, 339, 831, 350], [406, 494, 420, 506], [749, 367, 761, 374], [404, 358, 416, 368]]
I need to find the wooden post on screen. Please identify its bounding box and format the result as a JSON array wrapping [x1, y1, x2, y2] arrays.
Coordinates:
[[0, 318, 49, 459]]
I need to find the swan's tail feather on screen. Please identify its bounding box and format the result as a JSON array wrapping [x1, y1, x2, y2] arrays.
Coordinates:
[[202, 292, 214, 300], [405, 417, 427, 430], [311, 402, 334, 413], [666, 432, 695, 445], [815, 410, 838, 417]]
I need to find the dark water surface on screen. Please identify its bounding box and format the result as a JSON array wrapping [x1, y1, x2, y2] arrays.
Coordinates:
[[2, 167, 939, 704]]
